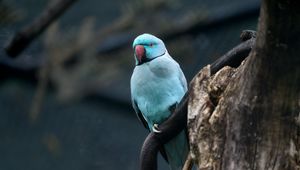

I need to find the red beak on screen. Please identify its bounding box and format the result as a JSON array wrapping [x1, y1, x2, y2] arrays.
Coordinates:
[[135, 45, 145, 63]]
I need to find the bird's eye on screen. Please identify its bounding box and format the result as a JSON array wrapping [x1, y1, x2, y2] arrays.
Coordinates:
[[149, 43, 153, 47]]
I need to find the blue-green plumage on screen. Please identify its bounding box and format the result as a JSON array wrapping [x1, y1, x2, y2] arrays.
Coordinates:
[[130, 33, 188, 170]]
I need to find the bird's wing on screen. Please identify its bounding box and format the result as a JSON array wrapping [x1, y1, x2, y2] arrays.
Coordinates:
[[168, 54, 187, 91], [159, 146, 169, 163], [178, 65, 188, 91], [132, 99, 149, 130]]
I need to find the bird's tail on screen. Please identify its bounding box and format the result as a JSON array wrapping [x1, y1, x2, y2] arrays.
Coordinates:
[[164, 130, 189, 170]]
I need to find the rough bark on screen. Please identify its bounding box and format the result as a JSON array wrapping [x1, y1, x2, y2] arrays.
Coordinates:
[[188, 65, 237, 169], [188, 0, 300, 169]]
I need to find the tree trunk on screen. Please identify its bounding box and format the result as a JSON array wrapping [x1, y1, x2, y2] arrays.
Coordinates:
[[188, 0, 300, 169]]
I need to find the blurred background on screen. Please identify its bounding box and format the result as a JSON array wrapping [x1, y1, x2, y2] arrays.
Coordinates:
[[0, 0, 259, 169]]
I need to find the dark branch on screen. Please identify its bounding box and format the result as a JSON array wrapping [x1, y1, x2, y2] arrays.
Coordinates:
[[210, 35, 256, 74], [140, 30, 256, 170], [140, 133, 160, 170], [239, 29, 257, 42], [4, 0, 77, 58]]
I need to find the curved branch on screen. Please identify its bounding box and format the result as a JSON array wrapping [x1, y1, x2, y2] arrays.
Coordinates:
[[4, 0, 78, 58], [139, 30, 256, 170], [210, 34, 255, 74]]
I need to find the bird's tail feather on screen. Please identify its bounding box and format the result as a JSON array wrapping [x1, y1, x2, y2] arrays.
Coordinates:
[[164, 130, 189, 170]]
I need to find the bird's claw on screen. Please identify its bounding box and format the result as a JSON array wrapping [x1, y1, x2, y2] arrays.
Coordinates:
[[152, 124, 161, 133]]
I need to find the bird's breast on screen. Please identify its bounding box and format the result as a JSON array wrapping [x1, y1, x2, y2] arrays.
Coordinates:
[[131, 57, 186, 125]]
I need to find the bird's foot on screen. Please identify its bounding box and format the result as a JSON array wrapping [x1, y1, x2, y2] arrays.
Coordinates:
[[152, 124, 161, 133]]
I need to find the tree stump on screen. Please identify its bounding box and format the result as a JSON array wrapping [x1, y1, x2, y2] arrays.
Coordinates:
[[187, 0, 300, 169]]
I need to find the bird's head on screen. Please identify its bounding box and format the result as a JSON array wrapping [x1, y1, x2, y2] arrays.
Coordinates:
[[132, 33, 167, 65]]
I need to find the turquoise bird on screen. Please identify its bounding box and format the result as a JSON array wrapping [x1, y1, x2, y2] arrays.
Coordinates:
[[130, 33, 188, 170]]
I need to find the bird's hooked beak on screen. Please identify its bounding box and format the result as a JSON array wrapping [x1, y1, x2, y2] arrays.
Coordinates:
[[135, 45, 145, 64]]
